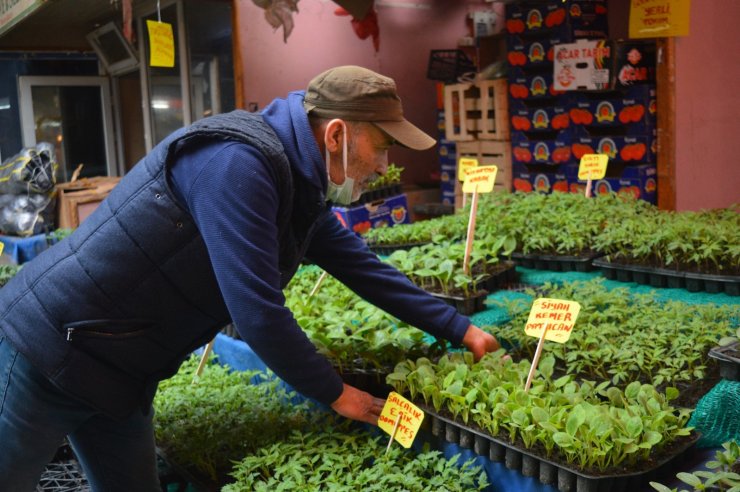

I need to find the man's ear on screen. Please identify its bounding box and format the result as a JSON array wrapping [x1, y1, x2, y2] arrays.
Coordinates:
[[324, 119, 346, 153]]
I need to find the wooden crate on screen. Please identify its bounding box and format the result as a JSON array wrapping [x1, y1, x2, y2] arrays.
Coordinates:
[[443, 79, 510, 142], [56, 176, 121, 229], [453, 140, 512, 209]]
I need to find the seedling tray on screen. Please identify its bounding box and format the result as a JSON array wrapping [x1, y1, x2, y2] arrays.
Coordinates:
[[430, 290, 488, 315], [510, 252, 603, 272], [337, 368, 394, 399], [708, 341, 740, 381], [352, 183, 403, 205], [422, 404, 700, 492], [368, 241, 430, 256], [593, 259, 740, 296], [476, 261, 518, 291]]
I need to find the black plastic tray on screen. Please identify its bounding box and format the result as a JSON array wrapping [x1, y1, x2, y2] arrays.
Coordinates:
[[368, 241, 430, 256], [708, 341, 740, 381], [430, 290, 488, 315], [511, 252, 603, 273], [351, 183, 403, 205], [337, 368, 394, 399], [476, 261, 518, 291], [421, 404, 700, 492], [593, 259, 740, 296]]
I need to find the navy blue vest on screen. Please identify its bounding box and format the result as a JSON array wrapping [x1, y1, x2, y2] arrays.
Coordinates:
[[0, 110, 326, 418]]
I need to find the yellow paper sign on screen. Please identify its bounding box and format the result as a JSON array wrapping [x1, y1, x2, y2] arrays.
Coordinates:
[[462, 165, 497, 193], [629, 0, 690, 38], [147, 20, 175, 68], [578, 154, 609, 180], [378, 392, 424, 448], [457, 157, 478, 182], [524, 298, 581, 344], [0, 242, 4, 256]]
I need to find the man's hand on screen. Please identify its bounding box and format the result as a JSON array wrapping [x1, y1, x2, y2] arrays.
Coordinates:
[[330, 383, 386, 425], [462, 324, 501, 361]]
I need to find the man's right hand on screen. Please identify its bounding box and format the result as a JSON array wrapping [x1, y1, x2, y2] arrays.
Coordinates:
[[330, 383, 386, 426]]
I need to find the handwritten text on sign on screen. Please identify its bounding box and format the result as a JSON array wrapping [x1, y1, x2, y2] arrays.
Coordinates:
[[457, 157, 478, 182], [524, 298, 581, 344], [462, 165, 497, 193], [578, 154, 608, 180], [378, 392, 424, 448], [629, 0, 690, 38], [147, 20, 175, 68]]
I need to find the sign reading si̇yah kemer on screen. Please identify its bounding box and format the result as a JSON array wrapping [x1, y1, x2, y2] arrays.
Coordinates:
[[524, 298, 581, 344]]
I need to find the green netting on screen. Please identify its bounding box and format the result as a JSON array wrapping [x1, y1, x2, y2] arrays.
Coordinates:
[[517, 267, 740, 307], [689, 379, 740, 447]]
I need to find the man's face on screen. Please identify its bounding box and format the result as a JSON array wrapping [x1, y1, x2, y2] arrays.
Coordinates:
[[346, 123, 394, 201]]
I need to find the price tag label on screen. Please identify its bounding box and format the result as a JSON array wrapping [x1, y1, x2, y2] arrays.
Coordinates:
[[524, 298, 581, 344], [378, 392, 424, 448], [578, 154, 608, 180], [147, 20, 175, 67], [462, 165, 497, 193], [457, 157, 478, 182]]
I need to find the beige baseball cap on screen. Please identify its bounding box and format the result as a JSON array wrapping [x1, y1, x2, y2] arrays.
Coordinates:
[[304, 65, 436, 150]]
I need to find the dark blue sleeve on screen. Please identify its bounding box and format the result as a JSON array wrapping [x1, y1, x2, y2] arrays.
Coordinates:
[[305, 213, 471, 345], [169, 140, 344, 405]]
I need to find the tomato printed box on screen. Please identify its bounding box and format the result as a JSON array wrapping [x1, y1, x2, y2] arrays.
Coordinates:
[[506, 36, 564, 70], [570, 129, 656, 164], [568, 85, 656, 135], [553, 39, 657, 91], [511, 130, 574, 165], [510, 101, 571, 133], [509, 69, 564, 103], [332, 194, 410, 235], [566, 163, 657, 204], [505, 0, 608, 39], [513, 163, 570, 194]]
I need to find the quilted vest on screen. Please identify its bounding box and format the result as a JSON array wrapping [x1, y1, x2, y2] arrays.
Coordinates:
[[0, 110, 327, 418]]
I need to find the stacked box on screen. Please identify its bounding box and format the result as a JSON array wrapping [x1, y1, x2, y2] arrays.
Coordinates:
[[332, 194, 410, 235], [436, 110, 458, 205]]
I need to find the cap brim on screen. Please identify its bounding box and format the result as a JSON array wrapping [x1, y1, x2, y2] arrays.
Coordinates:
[[374, 120, 437, 151]]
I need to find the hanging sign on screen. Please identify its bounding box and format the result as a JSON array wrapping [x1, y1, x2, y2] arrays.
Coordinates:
[[378, 392, 424, 449], [457, 157, 478, 182], [147, 19, 175, 68], [462, 165, 498, 194], [629, 0, 691, 38]]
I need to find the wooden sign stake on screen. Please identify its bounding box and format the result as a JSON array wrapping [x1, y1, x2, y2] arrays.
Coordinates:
[[462, 190, 479, 275], [385, 412, 403, 455], [524, 325, 548, 392], [309, 271, 328, 298], [193, 338, 215, 383]]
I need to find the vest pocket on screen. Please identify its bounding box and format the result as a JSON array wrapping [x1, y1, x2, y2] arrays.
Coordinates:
[[62, 319, 168, 381]]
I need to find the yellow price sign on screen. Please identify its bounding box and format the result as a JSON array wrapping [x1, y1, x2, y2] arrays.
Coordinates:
[[524, 298, 581, 344], [378, 392, 424, 449], [578, 154, 608, 181], [147, 20, 175, 68], [457, 157, 478, 182], [462, 165, 497, 194], [629, 0, 690, 39]]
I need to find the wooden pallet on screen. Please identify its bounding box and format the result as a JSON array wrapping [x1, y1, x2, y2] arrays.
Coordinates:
[[453, 140, 512, 209], [443, 79, 510, 142]]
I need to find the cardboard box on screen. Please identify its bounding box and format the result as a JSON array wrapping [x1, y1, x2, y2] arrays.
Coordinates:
[[511, 130, 574, 165], [56, 176, 121, 229], [566, 163, 657, 204], [510, 101, 572, 133], [568, 85, 656, 135], [505, 0, 608, 39], [509, 69, 564, 102], [553, 39, 657, 91], [570, 129, 656, 164], [331, 193, 410, 235], [513, 163, 570, 194], [506, 35, 565, 70]]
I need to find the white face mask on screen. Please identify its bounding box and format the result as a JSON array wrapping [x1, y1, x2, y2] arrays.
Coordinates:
[[324, 119, 355, 205]]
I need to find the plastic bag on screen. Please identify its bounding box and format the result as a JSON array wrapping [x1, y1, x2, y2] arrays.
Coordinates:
[[0, 143, 58, 236]]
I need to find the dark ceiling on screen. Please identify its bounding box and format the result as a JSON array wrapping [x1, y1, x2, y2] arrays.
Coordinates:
[[0, 0, 153, 51]]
